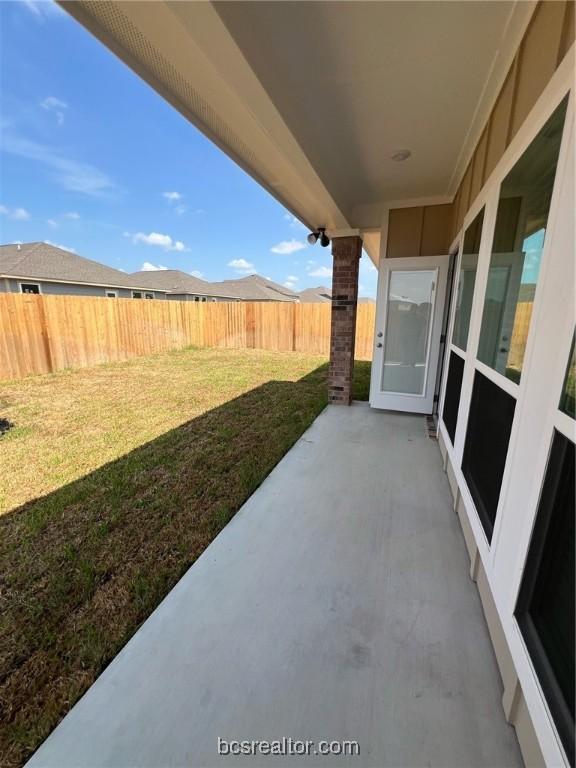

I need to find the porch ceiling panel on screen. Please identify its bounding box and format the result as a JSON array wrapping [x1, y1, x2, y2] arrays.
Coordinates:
[[60, 0, 534, 249]]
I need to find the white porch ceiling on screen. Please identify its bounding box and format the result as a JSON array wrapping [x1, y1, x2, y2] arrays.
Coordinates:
[[61, 0, 535, 259]]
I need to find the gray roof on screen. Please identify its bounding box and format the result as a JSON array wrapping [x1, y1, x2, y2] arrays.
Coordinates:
[[129, 269, 239, 298], [0, 242, 162, 291], [299, 286, 332, 303], [210, 274, 298, 302]]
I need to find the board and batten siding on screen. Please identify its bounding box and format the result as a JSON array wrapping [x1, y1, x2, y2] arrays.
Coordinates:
[[386, 0, 575, 259]]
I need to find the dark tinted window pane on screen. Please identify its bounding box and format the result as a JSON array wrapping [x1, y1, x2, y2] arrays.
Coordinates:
[[477, 97, 568, 383], [462, 372, 516, 540], [516, 432, 575, 765], [560, 334, 575, 419], [442, 352, 465, 445], [452, 209, 483, 351]]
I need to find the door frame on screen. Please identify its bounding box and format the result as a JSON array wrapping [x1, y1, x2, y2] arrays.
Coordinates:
[[369, 255, 450, 413]]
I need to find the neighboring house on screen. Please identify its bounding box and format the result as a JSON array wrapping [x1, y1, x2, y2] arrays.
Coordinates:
[[298, 285, 332, 303], [210, 274, 299, 302], [0, 242, 166, 299], [129, 269, 239, 302]]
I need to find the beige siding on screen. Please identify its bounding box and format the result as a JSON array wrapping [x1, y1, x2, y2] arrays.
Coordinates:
[[510, 1, 567, 139], [387, 203, 452, 258], [448, 0, 573, 242]]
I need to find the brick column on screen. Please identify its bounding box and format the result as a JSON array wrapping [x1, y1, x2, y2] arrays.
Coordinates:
[[328, 235, 362, 404]]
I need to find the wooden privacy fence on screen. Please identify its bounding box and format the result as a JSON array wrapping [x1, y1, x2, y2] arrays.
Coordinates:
[[0, 294, 375, 380]]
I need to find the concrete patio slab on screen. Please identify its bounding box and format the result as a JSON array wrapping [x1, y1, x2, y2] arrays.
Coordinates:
[[28, 404, 521, 768]]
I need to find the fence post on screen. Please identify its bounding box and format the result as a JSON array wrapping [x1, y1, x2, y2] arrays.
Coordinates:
[[246, 303, 255, 349], [36, 295, 55, 373]]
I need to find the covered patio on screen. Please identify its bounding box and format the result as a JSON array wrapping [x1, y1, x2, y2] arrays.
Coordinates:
[[29, 405, 520, 767]]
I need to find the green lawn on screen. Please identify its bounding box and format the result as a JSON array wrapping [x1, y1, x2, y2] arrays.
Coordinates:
[[0, 347, 370, 767]]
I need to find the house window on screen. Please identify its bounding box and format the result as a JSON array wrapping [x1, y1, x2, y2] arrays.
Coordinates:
[[106, 291, 117, 298], [462, 371, 516, 540], [194, 296, 200, 302], [144, 292, 154, 300], [132, 291, 142, 299], [211, 298, 217, 302], [442, 352, 465, 445], [201, 297, 207, 302], [515, 430, 574, 765], [477, 97, 568, 384], [20, 283, 40, 294], [559, 333, 575, 419], [452, 208, 483, 351]]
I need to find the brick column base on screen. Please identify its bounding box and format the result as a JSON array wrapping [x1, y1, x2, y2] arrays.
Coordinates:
[[328, 235, 362, 404]]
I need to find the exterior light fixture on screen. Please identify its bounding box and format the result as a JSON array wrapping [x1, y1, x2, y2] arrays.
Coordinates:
[[391, 149, 412, 162], [307, 227, 330, 247]]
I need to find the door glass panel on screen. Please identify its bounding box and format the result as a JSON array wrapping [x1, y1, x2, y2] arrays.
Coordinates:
[[560, 333, 575, 419], [477, 97, 568, 383], [382, 270, 435, 395], [452, 208, 484, 351]]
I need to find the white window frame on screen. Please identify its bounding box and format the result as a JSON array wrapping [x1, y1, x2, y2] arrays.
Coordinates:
[[437, 50, 574, 767], [105, 290, 118, 298], [144, 292, 154, 300], [19, 281, 42, 295], [132, 291, 143, 299]]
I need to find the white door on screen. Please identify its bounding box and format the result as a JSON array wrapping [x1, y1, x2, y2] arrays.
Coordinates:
[[370, 256, 449, 413]]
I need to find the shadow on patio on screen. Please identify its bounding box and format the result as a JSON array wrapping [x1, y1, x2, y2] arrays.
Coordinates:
[[0, 361, 370, 767], [16, 387, 520, 768]]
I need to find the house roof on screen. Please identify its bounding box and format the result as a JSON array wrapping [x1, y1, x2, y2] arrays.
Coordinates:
[[129, 269, 239, 298], [210, 274, 298, 302], [298, 286, 332, 303], [0, 242, 162, 291]]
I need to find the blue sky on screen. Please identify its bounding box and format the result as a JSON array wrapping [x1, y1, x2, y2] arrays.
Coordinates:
[[0, 0, 377, 296]]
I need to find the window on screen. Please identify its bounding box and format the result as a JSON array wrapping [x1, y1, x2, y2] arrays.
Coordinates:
[[462, 371, 516, 540], [477, 97, 568, 384], [201, 297, 207, 302], [132, 291, 142, 299], [106, 291, 117, 298], [144, 292, 154, 300], [559, 333, 575, 419], [452, 208, 484, 351], [194, 296, 200, 302], [442, 352, 465, 445], [20, 283, 40, 294], [516, 431, 574, 766]]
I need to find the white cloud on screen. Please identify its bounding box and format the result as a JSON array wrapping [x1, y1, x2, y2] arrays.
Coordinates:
[[284, 280, 298, 290], [283, 213, 306, 230], [175, 205, 187, 216], [286, 275, 299, 282], [307, 260, 316, 266], [127, 231, 188, 252], [271, 239, 307, 255], [40, 96, 68, 125], [46, 218, 58, 228], [0, 205, 30, 220], [190, 270, 203, 279], [2, 129, 116, 197], [141, 261, 168, 271], [308, 266, 332, 278], [228, 258, 255, 274], [44, 239, 75, 252], [21, 0, 64, 21], [63, 211, 80, 220], [163, 191, 182, 201]]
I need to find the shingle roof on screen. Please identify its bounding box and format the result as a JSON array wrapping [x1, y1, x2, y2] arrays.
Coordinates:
[[298, 286, 332, 303], [129, 269, 239, 298], [0, 242, 162, 291], [210, 274, 298, 302]]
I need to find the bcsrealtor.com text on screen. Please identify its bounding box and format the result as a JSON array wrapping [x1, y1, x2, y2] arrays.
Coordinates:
[[218, 738, 360, 757]]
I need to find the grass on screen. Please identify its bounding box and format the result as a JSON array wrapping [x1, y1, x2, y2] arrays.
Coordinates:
[[0, 346, 371, 767]]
